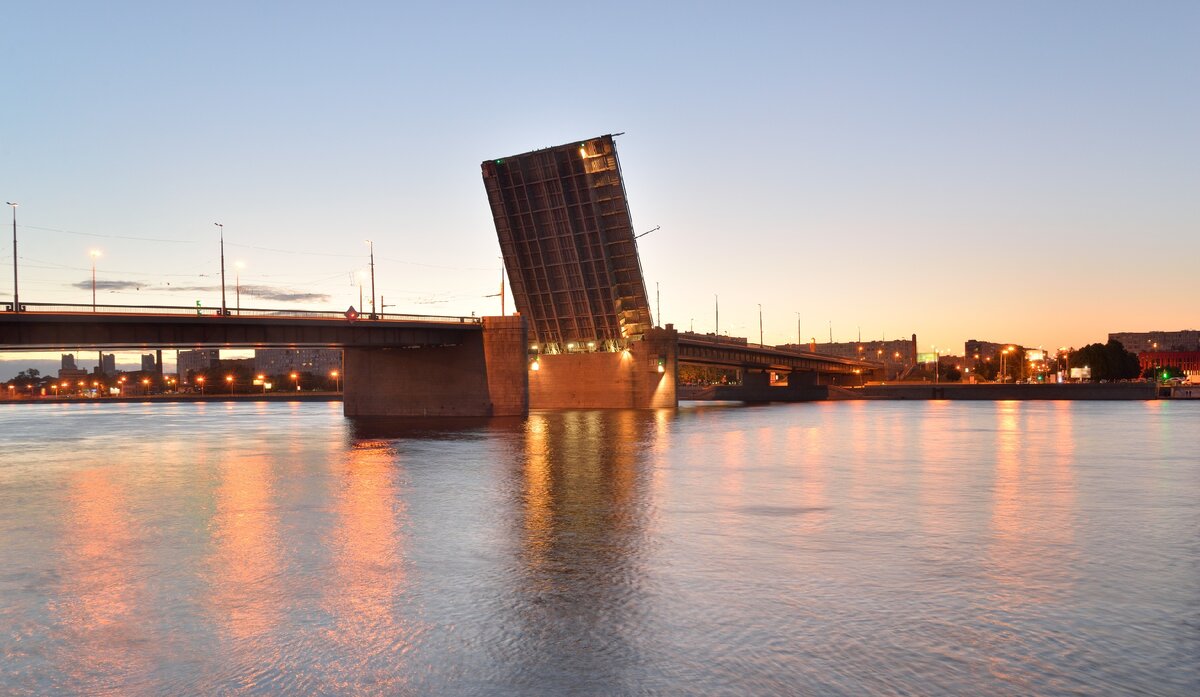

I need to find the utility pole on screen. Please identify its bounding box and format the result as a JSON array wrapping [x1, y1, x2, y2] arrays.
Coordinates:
[[6, 202, 16, 312], [714, 294, 719, 341], [795, 312, 801, 346], [366, 240, 377, 319], [829, 321, 832, 344], [89, 250, 101, 311], [235, 261, 244, 315], [758, 303, 763, 346], [656, 281, 660, 328], [214, 223, 226, 315]]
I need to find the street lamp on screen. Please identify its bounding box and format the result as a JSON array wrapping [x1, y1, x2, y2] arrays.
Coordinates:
[[290, 371, 299, 391], [215, 223, 227, 315], [331, 369, 340, 392], [142, 378, 150, 394], [257, 374, 266, 393], [89, 250, 102, 311], [197, 375, 205, 394], [226, 374, 234, 395], [5, 201, 16, 312]]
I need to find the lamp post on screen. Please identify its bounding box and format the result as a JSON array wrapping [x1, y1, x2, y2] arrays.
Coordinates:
[[291, 371, 299, 391], [758, 303, 763, 347], [197, 375, 205, 394], [214, 223, 227, 315], [226, 374, 234, 395], [331, 369, 340, 393], [5, 202, 16, 312], [89, 250, 102, 311]]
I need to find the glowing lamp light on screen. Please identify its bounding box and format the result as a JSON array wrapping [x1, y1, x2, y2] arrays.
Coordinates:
[[530, 359, 540, 372]]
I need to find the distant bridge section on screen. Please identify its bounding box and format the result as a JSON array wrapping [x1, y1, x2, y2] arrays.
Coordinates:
[[677, 333, 876, 378]]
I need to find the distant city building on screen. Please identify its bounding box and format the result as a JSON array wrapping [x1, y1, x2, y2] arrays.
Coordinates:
[[1139, 351, 1200, 378], [1108, 330, 1200, 354], [177, 349, 219, 383], [61, 354, 77, 371], [99, 353, 116, 376], [791, 335, 917, 379], [141, 353, 157, 372], [964, 339, 1025, 362], [254, 349, 342, 377], [58, 368, 88, 383]]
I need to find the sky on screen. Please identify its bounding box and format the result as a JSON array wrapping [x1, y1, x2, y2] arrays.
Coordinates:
[[2, 1, 1197, 378]]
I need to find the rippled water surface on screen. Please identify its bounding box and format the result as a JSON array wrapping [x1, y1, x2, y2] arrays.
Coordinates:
[[1, 399, 1197, 695]]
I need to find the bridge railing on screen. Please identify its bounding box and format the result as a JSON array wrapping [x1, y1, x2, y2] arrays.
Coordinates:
[[10, 302, 483, 324]]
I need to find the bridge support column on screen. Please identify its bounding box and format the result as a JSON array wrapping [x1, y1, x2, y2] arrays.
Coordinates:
[[529, 326, 677, 409], [343, 315, 528, 417]]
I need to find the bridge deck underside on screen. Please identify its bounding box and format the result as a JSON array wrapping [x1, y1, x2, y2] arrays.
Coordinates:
[[678, 340, 874, 375], [0, 314, 480, 350]]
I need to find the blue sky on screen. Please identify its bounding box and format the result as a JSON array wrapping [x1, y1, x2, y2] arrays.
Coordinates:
[[2, 1, 1197, 377]]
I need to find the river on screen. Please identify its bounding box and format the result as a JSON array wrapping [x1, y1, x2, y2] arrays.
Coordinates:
[[1, 400, 1197, 695]]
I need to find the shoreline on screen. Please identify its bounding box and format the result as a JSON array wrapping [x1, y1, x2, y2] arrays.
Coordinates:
[[0, 392, 342, 405]]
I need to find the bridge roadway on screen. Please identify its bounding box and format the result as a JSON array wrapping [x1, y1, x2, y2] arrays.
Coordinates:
[[0, 303, 482, 350]]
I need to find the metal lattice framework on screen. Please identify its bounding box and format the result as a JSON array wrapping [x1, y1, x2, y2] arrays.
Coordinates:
[[481, 135, 652, 352]]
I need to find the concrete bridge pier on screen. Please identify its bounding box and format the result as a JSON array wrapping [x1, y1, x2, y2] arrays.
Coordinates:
[[528, 326, 678, 409], [343, 316, 528, 417]]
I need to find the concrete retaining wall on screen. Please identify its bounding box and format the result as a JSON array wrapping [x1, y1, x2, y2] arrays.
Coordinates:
[[861, 382, 1157, 400]]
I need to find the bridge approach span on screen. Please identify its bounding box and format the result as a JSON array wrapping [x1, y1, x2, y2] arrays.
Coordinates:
[[0, 305, 529, 419], [0, 303, 482, 351]]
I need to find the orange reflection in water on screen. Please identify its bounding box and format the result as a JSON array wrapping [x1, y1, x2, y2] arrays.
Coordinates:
[[207, 453, 280, 642], [988, 402, 1077, 607], [324, 439, 408, 675], [517, 411, 649, 587], [787, 425, 829, 535], [522, 414, 554, 579], [57, 468, 149, 690]]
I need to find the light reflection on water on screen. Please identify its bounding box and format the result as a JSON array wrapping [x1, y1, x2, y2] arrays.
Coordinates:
[[1, 399, 1198, 695]]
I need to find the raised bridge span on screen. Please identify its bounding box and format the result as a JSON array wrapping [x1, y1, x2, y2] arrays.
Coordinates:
[[3, 134, 882, 415]]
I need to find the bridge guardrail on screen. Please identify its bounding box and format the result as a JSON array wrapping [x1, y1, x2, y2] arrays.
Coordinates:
[[11, 302, 483, 324]]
